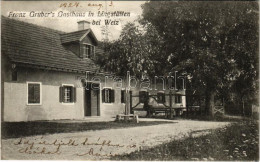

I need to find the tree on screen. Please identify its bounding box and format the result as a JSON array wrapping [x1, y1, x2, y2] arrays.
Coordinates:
[[141, 1, 259, 116], [96, 22, 165, 117], [99, 22, 164, 78]]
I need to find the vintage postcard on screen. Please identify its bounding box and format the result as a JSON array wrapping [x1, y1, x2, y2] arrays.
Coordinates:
[[1, 0, 259, 161]]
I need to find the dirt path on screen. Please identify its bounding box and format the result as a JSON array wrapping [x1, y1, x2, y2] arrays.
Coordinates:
[[1, 119, 230, 160]]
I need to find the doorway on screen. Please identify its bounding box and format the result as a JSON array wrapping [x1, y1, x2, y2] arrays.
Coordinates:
[[85, 82, 100, 116]]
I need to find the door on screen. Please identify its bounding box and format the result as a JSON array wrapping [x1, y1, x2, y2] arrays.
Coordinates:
[[85, 82, 100, 116]]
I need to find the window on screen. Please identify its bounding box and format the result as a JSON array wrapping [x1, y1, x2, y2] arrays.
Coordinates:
[[175, 95, 182, 104], [102, 88, 115, 103], [83, 45, 89, 58], [60, 85, 76, 103], [64, 86, 72, 102], [81, 44, 95, 59], [27, 82, 41, 105]]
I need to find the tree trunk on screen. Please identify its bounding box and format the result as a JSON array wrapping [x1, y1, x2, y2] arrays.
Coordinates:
[[241, 95, 245, 116], [205, 90, 215, 118]]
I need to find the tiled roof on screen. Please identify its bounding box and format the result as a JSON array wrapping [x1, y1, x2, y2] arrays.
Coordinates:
[[60, 29, 98, 45], [1, 16, 102, 73], [60, 29, 89, 44]]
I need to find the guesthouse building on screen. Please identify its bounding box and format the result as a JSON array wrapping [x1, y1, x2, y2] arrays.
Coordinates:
[[1, 16, 186, 121]]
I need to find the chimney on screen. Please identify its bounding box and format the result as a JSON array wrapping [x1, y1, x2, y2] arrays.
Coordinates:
[[77, 20, 90, 31]]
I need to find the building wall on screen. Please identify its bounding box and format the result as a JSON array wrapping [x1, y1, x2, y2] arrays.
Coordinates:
[[3, 67, 86, 121], [3, 65, 187, 121], [4, 82, 84, 121], [1, 55, 12, 121], [2, 66, 126, 121], [99, 88, 125, 117], [99, 79, 125, 117], [98, 78, 186, 117]]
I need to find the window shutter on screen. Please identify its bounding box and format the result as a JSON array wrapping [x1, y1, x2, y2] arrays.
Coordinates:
[[72, 87, 76, 102], [111, 89, 115, 103], [90, 46, 93, 58], [102, 89, 105, 103], [80, 44, 84, 58], [86, 45, 90, 58], [74, 87, 77, 102], [93, 46, 95, 58], [59, 86, 63, 103], [80, 44, 83, 58], [62, 86, 65, 102], [121, 90, 125, 103]]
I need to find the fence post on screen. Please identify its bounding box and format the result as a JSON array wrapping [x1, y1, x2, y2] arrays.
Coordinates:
[[223, 98, 225, 115], [130, 91, 133, 114], [125, 71, 130, 120], [199, 95, 202, 115], [186, 95, 189, 117], [169, 90, 173, 119]]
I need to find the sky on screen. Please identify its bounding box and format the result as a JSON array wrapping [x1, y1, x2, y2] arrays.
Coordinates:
[[1, 1, 146, 41]]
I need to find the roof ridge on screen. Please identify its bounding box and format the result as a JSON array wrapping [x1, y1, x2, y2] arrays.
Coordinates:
[[60, 29, 90, 35], [1, 16, 66, 34]]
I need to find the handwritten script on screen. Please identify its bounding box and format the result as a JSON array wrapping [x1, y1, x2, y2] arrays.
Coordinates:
[[59, 1, 114, 10], [14, 136, 137, 157]]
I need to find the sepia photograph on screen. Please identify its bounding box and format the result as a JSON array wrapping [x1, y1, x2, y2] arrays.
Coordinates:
[[1, 0, 259, 161]]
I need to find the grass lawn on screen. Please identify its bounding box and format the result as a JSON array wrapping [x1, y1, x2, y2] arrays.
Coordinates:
[[1, 120, 172, 139], [112, 119, 259, 161]]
